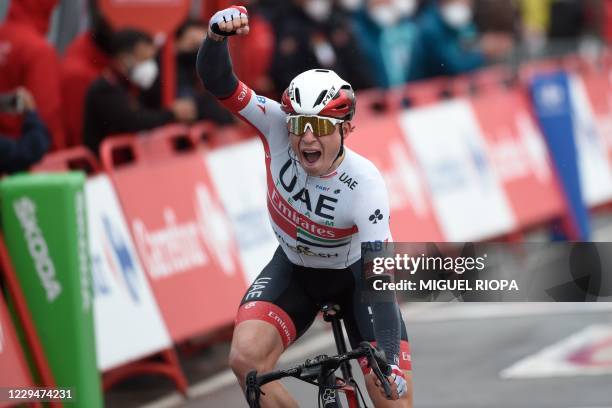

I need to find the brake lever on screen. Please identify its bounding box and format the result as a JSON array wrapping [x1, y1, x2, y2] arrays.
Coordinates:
[[245, 370, 263, 408], [360, 343, 392, 399], [369, 357, 392, 398]]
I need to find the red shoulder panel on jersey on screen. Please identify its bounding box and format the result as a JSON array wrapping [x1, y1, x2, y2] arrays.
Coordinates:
[[220, 81, 252, 113]]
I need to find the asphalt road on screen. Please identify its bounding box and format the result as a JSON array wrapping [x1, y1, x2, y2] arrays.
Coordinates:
[[182, 304, 612, 408], [105, 215, 612, 408]]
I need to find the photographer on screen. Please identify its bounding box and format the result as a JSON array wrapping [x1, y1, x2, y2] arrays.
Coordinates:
[[0, 88, 50, 174]]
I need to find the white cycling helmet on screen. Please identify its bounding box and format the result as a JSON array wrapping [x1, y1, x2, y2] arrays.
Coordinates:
[[281, 69, 356, 121]]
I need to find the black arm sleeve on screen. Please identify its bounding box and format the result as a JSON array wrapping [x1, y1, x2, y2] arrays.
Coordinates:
[[369, 276, 402, 367], [0, 112, 50, 174], [196, 37, 239, 99]]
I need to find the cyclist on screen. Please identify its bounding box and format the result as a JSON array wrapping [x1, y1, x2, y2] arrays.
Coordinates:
[[197, 6, 412, 407]]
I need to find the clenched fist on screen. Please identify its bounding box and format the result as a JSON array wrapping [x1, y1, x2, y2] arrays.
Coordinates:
[[208, 6, 249, 41]]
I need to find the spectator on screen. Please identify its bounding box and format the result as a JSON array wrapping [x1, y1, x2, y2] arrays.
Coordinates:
[[0, 88, 50, 174], [474, 0, 519, 35], [548, 0, 586, 40], [83, 29, 196, 155], [227, 0, 276, 96], [60, 10, 113, 147], [351, 0, 424, 88], [269, 0, 375, 95], [417, 0, 514, 78], [176, 20, 235, 125], [0, 0, 66, 150]]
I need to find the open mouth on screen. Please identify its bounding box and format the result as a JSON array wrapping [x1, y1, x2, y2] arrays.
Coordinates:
[[302, 149, 322, 164]]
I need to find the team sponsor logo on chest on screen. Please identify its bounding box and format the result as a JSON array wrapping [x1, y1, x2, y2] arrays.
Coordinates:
[[278, 159, 337, 220]]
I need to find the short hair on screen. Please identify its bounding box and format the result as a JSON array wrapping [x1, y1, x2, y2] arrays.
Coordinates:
[[175, 19, 207, 40], [110, 28, 153, 57]]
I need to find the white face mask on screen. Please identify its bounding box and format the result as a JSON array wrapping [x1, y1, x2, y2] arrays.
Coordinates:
[[339, 0, 363, 12], [129, 59, 158, 90], [368, 4, 399, 26], [394, 0, 417, 18], [304, 0, 332, 22], [440, 2, 472, 29]]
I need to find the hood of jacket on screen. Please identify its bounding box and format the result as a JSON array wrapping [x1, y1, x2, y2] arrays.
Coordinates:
[[7, 0, 59, 36]]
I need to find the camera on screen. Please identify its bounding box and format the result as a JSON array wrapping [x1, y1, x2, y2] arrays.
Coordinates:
[[0, 91, 24, 113]]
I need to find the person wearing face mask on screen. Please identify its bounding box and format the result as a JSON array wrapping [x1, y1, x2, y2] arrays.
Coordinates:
[[269, 0, 375, 95], [351, 0, 425, 88], [417, 0, 514, 78], [175, 19, 234, 125], [83, 29, 196, 155], [0, 0, 66, 150]]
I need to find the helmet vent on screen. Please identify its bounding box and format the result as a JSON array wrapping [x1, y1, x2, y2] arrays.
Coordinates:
[[295, 88, 301, 105], [315, 69, 330, 73], [313, 89, 327, 107]]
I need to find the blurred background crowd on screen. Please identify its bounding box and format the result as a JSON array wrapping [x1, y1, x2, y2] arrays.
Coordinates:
[[0, 0, 610, 171]]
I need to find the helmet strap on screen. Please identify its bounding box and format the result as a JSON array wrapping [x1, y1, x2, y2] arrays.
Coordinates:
[[336, 124, 345, 161]]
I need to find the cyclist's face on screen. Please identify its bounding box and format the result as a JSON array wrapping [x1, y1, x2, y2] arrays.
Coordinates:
[[290, 123, 348, 176]]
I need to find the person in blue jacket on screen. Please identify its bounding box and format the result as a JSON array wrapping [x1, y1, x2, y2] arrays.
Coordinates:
[[351, 0, 424, 88], [0, 88, 50, 174], [417, 0, 513, 78]]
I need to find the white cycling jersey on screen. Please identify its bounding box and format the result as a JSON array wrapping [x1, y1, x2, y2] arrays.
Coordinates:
[[221, 81, 392, 269]]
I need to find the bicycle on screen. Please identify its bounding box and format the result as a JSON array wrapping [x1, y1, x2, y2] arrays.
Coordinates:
[[245, 303, 394, 408]]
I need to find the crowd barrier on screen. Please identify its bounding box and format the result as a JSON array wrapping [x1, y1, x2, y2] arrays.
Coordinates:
[[1, 55, 612, 400]]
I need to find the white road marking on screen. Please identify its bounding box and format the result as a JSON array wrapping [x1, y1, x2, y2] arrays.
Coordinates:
[[404, 302, 612, 323], [501, 324, 612, 379]]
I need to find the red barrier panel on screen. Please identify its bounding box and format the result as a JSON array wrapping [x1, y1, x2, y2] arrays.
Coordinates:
[[30, 138, 188, 393], [100, 127, 247, 342], [0, 232, 56, 407], [31, 146, 101, 175], [470, 86, 565, 229], [348, 113, 444, 241], [0, 291, 40, 408], [190, 122, 247, 149], [135, 124, 195, 162], [404, 77, 450, 107]]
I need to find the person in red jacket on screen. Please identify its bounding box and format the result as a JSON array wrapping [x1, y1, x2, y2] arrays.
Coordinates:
[[0, 0, 66, 150], [60, 13, 113, 147]]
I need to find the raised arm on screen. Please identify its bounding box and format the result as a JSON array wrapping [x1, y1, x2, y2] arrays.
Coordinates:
[[196, 6, 248, 98], [196, 6, 285, 147]]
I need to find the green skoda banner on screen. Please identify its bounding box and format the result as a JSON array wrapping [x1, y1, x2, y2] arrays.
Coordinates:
[[0, 173, 102, 407]]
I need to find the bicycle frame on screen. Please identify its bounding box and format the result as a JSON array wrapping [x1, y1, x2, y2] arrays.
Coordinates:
[[322, 303, 360, 408], [245, 303, 392, 408]]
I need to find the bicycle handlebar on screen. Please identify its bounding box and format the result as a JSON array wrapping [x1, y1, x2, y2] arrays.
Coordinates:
[[245, 342, 393, 407]]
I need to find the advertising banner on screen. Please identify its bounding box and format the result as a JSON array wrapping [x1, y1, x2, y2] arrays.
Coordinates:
[[0, 173, 102, 407], [580, 70, 612, 165], [531, 72, 591, 239], [470, 87, 564, 227], [348, 114, 444, 241], [204, 139, 277, 284], [569, 74, 612, 206], [108, 150, 246, 341], [398, 100, 516, 241], [85, 175, 172, 371], [0, 291, 36, 404]]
